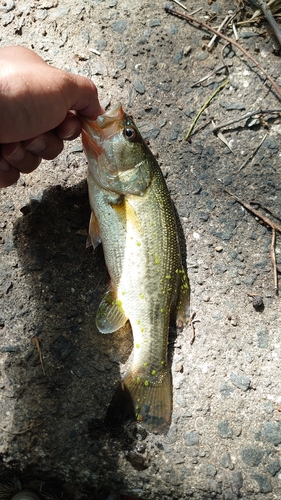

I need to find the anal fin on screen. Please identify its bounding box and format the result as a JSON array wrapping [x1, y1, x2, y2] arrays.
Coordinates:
[[96, 289, 128, 334]]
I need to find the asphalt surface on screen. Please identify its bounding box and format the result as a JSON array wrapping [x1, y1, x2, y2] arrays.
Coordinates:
[[0, 1, 281, 499]]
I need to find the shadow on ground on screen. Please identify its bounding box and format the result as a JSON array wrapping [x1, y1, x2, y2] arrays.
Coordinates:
[[2, 181, 145, 494]]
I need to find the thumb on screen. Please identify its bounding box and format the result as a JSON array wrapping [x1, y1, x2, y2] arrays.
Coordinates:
[[65, 73, 104, 119]]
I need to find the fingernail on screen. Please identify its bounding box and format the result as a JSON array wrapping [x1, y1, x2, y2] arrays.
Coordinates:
[[0, 160, 10, 171], [8, 143, 25, 161], [63, 127, 77, 140], [26, 137, 46, 154]]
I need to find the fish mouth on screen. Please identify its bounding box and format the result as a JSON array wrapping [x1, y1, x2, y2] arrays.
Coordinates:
[[81, 103, 125, 161]]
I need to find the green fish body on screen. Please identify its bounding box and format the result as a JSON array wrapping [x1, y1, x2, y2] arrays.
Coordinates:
[[81, 104, 189, 433]]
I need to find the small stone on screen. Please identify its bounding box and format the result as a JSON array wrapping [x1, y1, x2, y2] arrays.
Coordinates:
[[230, 373, 250, 392], [197, 51, 209, 61], [231, 471, 243, 493], [133, 80, 146, 94], [267, 460, 281, 476], [169, 123, 181, 141], [220, 101, 245, 111], [252, 474, 272, 493], [240, 446, 263, 467], [185, 430, 199, 446], [202, 463, 217, 477], [263, 422, 281, 445], [252, 295, 264, 311], [149, 18, 161, 27], [257, 328, 269, 348], [220, 382, 234, 398], [0, 345, 20, 353], [111, 19, 128, 33], [197, 211, 209, 222], [218, 420, 233, 439], [173, 49, 183, 63], [215, 246, 223, 252], [221, 451, 234, 469]]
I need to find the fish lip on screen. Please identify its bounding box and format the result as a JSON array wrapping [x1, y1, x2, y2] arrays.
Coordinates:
[[81, 103, 125, 161]]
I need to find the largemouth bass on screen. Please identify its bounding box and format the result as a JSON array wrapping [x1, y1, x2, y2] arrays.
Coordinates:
[[81, 104, 189, 433]]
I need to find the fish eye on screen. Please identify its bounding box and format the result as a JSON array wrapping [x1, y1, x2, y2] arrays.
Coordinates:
[[124, 127, 136, 141]]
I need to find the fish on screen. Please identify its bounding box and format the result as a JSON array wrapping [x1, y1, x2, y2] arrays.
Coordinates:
[[81, 103, 189, 433]]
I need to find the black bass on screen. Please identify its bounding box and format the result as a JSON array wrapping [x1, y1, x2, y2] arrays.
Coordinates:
[[81, 104, 189, 433]]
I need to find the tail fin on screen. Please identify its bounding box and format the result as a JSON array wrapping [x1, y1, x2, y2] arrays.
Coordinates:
[[105, 370, 172, 434]]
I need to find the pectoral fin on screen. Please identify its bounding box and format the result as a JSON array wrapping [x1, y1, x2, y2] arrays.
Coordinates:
[[87, 211, 101, 249], [96, 289, 128, 334]]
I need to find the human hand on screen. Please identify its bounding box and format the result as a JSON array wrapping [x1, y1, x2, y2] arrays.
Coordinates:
[[0, 45, 103, 188]]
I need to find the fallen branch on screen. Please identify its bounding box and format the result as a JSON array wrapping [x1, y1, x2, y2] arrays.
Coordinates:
[[165, 7, 281, 99]]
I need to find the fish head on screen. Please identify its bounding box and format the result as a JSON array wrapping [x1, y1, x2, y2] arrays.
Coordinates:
[[81, 103, 153, 196]]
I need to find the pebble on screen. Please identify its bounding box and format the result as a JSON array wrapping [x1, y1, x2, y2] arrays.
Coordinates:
[[133, 80, 146, 94], [267, 460, 281, 476], [240, 446, 263, 467], [231, 471, 243, 493], [202, 463, 217, 477], [2, 11, 14, 25], [0, 0, 15, 12], [229, 373, 250, 392], [263, 422, 281, 445], [168, 123, 181, 141], [0, 345, 20, 353], [184, 430, 199, 446], [149, 18, 161, 27], [252, 474, 272, 493], [221, 451, 234, 469], [220, 101, 245, 111], [173, 49, 183, 64], [111, 19, 128, 33], [197, 51, 209, 61], [263, 136, 278, 150], [197, 211, 209, 222], [256, 328, 269, 348], [217, 420, 233, 439]]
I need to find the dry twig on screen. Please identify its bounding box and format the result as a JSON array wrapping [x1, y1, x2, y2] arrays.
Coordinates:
[[32, 336, 46, 376], [270, 228, 279, 294], [191, 64, 227, 87], [224, 188, 281, 233], [189, 311, 200, 345], [212, 108, 281, 133], [185, 79, 229, 140], [165, 7, 281, 99], [235, 132, 268, 173], [224, 188, 281, 293], [254, 0, 281, 44], [0, 422, 42, 435]]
